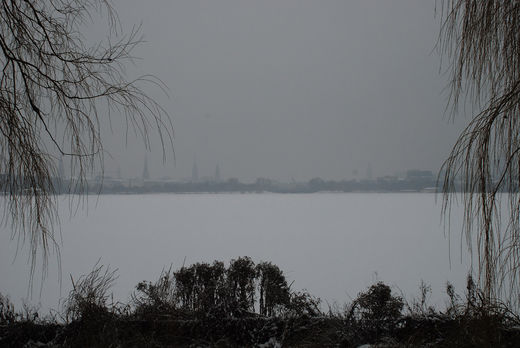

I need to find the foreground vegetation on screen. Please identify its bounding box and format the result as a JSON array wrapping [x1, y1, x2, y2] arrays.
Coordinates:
[[1, 258, 520, 347]]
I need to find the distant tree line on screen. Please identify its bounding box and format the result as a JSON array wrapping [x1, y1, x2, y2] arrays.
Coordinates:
[[8, 171, 515, 195], [47, 175, 443, 195]]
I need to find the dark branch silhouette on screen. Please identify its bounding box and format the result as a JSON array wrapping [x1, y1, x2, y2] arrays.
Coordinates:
[[0, 0, 173, 279], [439, 0, 520, 306]]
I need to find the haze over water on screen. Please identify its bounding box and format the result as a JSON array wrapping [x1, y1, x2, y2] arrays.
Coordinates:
[[91, 0, 468, 182], [0, 193, 470, 313]]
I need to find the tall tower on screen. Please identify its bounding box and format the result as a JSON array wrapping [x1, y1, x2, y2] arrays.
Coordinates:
[[143, 155, 150, 180], [214, 163, 221, 182], [192, 161, 199, 182]]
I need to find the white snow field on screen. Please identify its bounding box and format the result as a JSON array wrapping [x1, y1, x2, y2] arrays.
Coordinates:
[[0, 193, 470, 314]]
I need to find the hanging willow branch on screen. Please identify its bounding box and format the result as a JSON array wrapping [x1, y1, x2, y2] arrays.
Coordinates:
[[439, 0, 520, 306], [0, 0, 173, 279]]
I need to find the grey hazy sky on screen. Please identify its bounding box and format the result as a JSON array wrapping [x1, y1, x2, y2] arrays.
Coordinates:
[[97, 0, 467, 182]]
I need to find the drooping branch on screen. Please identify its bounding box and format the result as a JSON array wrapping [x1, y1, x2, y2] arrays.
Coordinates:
[[439, 0, 520, 306], [0, 0, 173, 280]]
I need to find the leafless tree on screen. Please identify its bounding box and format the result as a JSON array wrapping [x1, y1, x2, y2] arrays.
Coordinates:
[[0, 0, 173, 279], [439, 0, 520, 306]]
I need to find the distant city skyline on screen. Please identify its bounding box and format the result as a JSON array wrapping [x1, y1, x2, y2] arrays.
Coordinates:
[[80, 1, 468, 183], [93, 154, 436, 184]]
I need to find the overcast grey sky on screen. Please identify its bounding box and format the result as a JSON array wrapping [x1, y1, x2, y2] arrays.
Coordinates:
[[97, 0, 467, 182]]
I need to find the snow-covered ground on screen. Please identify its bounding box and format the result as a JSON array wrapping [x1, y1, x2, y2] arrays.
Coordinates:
[[0, 193, 470, 314]]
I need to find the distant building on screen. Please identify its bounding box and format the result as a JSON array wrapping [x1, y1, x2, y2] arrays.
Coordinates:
[[377, 175, 398, 183], [366, 163, 373, 180], [214, 164, 221, 182], [406, 169, 434, 181], [192, 161, 199, 182]]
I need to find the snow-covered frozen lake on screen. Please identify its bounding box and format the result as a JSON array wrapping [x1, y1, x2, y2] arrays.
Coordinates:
[[0, 193, 470, 313]]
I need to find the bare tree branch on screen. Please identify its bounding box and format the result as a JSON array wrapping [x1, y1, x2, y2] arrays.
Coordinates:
[[439, 0, 520, 307], [0, 0, 173, 282]]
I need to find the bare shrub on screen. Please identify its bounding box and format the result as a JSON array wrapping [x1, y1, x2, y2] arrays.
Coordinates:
[[227, 256, 256, 314], [285, 290, 322, 318], [0, 292, 16, 324], [346, 282, 403, 342], [445, 281, 463, 317], [408, 280, 435, 317], [64, 262, 117, 322], [256, 261, 291, 317], [192, 261, 227, 314], [133, 266, 177, 317], [173, 264, 196, 311]]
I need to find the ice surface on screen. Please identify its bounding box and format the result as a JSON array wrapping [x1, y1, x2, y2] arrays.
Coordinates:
[[0, 193, 469, 314]]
